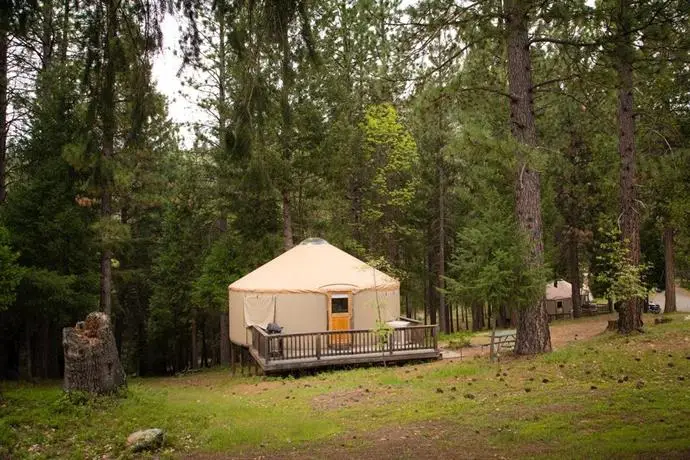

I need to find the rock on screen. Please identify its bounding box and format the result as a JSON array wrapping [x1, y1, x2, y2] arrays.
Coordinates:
[[126, 429, 165, 452]]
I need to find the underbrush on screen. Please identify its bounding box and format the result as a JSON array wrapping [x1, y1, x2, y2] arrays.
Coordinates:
[[439, 330, 474, 348]]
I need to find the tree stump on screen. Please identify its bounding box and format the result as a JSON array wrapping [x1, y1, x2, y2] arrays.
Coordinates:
[[63, 312, 125, 394], [606, 320, 619, 331]]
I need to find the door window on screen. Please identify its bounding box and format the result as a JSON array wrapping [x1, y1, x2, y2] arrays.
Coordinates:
[[331, 297, 349, 314]]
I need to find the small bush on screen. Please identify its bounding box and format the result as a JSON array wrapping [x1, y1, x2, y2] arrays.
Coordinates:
[[441, 331, 473, 349]]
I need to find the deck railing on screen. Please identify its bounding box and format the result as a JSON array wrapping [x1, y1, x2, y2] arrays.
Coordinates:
[[250, 324, 439, 363]]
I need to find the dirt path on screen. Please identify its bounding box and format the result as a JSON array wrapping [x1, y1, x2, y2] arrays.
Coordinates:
[[651, 285, 690, 312], [441, 313, 617, 360]]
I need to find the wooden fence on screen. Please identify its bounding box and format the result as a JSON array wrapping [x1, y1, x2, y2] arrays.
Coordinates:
[[250, 325, 438, 363]]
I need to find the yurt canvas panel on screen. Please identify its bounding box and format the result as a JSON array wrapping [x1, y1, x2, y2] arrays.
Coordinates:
[[228, 289, 247, 345], [228, 238, 398, 294], [274, 293, 327, 334], [353, 289, 399, 330]]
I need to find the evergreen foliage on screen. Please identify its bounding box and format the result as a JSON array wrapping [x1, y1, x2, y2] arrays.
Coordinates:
[[0, 0, 689, 377]]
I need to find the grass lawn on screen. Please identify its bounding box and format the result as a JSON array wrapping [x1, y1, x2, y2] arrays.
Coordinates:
[[2, 314, 690, 459]]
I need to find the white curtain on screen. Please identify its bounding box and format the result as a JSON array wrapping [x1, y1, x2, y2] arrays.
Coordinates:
[[243, 294, 275, 329]]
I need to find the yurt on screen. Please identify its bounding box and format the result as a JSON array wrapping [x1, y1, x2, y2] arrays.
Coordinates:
[[228, 238, 401, 347], [545, 280, 574, 316]]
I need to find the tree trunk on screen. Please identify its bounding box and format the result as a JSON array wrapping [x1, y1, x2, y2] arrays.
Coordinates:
[[426, 245, 437, 325], [281, 189, 294, 250], [190, 316, 198, 369], [220, 313, 230, 365], [63, 312, 125, 394], [615, 0, 643, 333], [471, 302, 484, 332], [568, 238, 582, 318], [19, 322, 32, 380], [279, 19, 294, 251], [504, 0, 551, 354], [41, 0, 54, 70], [0, 20, 8, 204], [99, 0, 117, 317], [663, 226, 676, 313], [59, 0, 70, 63], [437, 162, 448, 333]]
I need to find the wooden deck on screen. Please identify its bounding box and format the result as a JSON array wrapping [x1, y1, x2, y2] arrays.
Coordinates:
[[248, 325, 440, 373]]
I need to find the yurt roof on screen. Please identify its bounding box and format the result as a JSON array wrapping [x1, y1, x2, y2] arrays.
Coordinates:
[[546, 280, 572, 301], [228, 238, 399, 294]]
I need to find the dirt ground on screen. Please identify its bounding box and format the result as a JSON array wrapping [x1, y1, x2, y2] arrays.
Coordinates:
[[650, 285, 690, 312], [442, 313, 618, 359]]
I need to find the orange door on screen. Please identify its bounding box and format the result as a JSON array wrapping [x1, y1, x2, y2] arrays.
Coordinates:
[[328, 293, 352, 348]]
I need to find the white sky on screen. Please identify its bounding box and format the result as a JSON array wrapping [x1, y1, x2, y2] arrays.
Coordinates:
[[151, 14, 201, 145]]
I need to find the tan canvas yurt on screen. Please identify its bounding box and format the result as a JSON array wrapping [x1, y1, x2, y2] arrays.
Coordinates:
[[228, 238, 400, 347], [545, 280, 574, 316]]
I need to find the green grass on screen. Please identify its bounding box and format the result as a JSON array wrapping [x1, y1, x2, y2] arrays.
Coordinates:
[[2, 314, 690, 458]]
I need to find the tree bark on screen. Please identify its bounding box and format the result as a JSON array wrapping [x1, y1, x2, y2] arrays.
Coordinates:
[[0, 19, 8, 204], [190, 316, 198, 369], [41, 0, 54, 70], [99, 0, 117, 317], [59, 0, 70, 63], [568, 237, 582, 318], [471, 302, 484, 332], [663, 226, 676, 313], [63, 312, 125, 394], [281, 189, 294, 250], [426, 244, 437, 325], [19, 322, 33, 380], [615, 0, 643, 333], [504, 0, 551, 354], [437, 162, 448, 333], [279, 19, 295, 251], [220, 313, 230, 365]]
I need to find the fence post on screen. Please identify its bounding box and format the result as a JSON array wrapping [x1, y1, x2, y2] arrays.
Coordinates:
[[433, 325, 439, 351], [316, 334, 321, 360]]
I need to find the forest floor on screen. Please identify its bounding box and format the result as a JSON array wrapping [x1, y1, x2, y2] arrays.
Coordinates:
[[2, 313, 690, 459], [441, 313, 618, 359]]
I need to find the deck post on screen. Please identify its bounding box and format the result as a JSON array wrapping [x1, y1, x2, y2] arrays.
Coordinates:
[[433, 325, 439, 351], [389, 331, 394, 355], [316, 334, 321, 360]]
